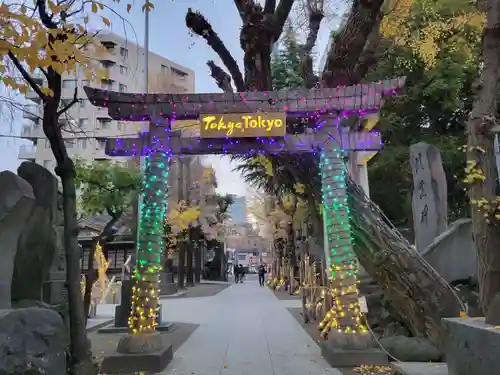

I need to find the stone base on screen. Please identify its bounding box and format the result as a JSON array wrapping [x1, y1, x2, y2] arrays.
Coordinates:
[[160, 282, 178, 296], [391, 362, 448, 375], [99, 344, 172, 374], [443, 317, 500, 375], [320, 341, 389, 367], [42, 278, 67, 305], [98, 322, 172, 334]]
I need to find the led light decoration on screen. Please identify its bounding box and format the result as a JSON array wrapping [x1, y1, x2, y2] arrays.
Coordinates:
[[83, 79, 406, 337], [128, 149, 171, 334], [318, 145, 367, 335]]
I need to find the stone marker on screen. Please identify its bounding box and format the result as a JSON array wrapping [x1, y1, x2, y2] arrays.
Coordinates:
[[12, 162, 61, 303], [409, 142, 448, 252], [0, 171, 35, 308]]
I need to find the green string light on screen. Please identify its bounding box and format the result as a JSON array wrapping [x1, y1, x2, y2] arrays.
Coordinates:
[[318, 147, 367, 334], [128, 151, 171, 334]]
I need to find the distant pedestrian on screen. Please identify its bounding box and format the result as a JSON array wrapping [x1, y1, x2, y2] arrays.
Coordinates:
[[258, 264, 266, 286], [234, 264, 240, 283], [239, 265, 245, 283]]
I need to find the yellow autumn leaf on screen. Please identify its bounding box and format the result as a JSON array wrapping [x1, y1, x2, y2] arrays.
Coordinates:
[[42, 87, 53, 96], [91, 2, 98, 13], [102, 17, 111, 27], [127, 4, 132, 13]]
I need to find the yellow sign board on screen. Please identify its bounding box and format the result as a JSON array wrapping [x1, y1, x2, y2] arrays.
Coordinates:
[[199, 113, 286, 138]]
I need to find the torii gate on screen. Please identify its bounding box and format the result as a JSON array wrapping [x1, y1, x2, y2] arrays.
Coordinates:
[[84, 77, 405, 365]]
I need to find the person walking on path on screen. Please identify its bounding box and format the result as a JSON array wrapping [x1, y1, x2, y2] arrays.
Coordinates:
[[239, 265, 245, 283], [234, 264, 240, 283], [258, 264, 266, 286]]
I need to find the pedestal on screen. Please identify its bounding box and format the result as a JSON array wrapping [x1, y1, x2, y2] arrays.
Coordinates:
[[42, 271, 67, 305], [320, 332, 389, 367], [443, 317, 500, 375], [160, 271, 178, 296], [99, 332, 173, 374]]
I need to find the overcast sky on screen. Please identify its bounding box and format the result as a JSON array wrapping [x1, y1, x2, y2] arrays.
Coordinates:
[[0, 0, 340, 196]]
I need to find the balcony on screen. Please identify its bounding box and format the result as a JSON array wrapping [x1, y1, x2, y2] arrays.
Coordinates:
[[22, 105, 41, 120], [25, 72, 45, 103], [18, 144, 37, 159], [21, 122, 43, 139]]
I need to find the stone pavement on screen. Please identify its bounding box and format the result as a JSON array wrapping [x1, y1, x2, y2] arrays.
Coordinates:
[[160, 274, 341, 375]]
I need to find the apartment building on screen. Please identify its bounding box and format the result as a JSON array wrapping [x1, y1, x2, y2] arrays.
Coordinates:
[[19, 32, 195, 171], [228, 195, 248, 224]]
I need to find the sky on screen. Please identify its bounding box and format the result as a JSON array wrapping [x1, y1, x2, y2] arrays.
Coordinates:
[[0, 0, 340, 196]]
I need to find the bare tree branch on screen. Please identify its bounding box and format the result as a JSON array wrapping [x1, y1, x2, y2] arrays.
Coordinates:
[[7, 51, 47, 100], [57, 87, 78, 117], [322, 0, 384, 87], [273, 0, 296, 42], [207, 61, 234, 93], [186, 8, 246, 91], [264, 0, 277, 14], [300, 0, 324, 88], [351, 18, 381, 83]]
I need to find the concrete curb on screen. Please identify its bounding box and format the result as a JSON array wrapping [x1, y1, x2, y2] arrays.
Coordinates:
[[86, 318, 114, 333]]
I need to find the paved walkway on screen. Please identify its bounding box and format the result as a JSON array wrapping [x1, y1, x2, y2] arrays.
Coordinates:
[[160, 274, 341, 375]]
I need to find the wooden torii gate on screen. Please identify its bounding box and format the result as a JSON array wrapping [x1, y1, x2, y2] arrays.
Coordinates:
[[84, 77, 405, 349]]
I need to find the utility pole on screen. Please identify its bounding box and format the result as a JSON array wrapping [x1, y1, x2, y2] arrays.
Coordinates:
[[185, 157, 194, 286], [177, 157, 186, 289]]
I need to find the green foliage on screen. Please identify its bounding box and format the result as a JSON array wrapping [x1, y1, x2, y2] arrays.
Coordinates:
[[75, 159, 141, 219], [271, 27, 305, 91], [366, 0, 480, 226]]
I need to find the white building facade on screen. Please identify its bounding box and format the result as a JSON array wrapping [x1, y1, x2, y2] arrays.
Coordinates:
[[19, 32, 195, 171]]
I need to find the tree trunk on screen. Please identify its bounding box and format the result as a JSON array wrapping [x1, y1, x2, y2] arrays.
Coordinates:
[[347, 179, 462, 347], [186, 237, 194, 287], [177, 240, 186, 289], [42, 69, 92, 372], [466, 0, 500, 313], [194, 230, 202, 284], [59, 169, 93, 372]]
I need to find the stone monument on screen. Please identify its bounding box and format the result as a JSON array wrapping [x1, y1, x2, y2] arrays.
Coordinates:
[[11, 162, 65, 304], [0, 170, 66, 374], [0, 171, 35, 308], [409, 142, 448, 252]]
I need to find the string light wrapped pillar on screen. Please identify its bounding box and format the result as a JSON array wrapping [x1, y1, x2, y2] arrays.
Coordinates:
[[108, 126, 174, 371], [317, 126, 388, 367]]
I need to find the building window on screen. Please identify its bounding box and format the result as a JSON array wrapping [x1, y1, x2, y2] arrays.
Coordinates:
[[96, 139, 106, 149], [79, 119, 88, 129], [161, 64, 168, 74], [120, 47, 128, 59], [120, 65, 128, 75], [62, 79, 77, 89], [170, 67, 188, 79], [117, 121, 126, 131], [79, 139, 87, 149], [119, 84, 127, 92], [238, 254, 246, 261], [64, 140, 73, 148], [79, 99, 87, 108], [98, 119, 111, 129], [45, 139, 51, 148], [101, 81, 113, 90]]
